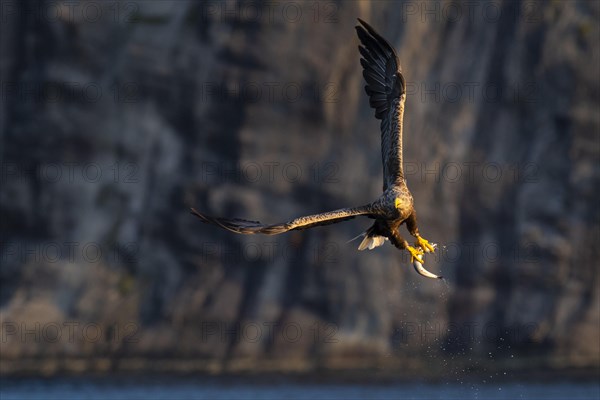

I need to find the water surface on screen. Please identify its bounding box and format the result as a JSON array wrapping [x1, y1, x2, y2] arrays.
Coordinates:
[[1, 377, 599, 400]]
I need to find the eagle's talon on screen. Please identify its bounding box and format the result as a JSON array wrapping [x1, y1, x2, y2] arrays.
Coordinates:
[[416, 236, 436, 253], [407, 245, 424, 263]]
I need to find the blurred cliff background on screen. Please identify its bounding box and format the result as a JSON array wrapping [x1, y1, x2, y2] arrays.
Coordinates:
[[1, 0, 598, 379]]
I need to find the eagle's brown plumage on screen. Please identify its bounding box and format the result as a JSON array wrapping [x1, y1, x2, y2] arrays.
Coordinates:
[[191, 19, 440, 279]]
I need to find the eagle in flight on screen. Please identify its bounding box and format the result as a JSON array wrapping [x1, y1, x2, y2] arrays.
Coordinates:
[[192, 19, 441, 279]]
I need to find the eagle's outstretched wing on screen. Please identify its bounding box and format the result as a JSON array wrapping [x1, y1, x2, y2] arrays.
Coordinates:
[[191, 206, 375, 235], [356, 18, 406, 191]]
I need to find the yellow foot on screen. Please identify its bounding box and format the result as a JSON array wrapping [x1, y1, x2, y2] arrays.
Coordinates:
[[406, 245, 424, 263], [415, 235, 436, 253]]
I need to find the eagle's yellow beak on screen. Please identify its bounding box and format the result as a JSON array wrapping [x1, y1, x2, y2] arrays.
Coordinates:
[[394, 197, 402, 209]]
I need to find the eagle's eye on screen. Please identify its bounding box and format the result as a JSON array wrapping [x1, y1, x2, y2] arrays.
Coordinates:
[[395, 198, 402, 209]]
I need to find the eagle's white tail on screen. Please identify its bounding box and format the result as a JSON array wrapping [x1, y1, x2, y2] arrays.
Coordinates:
[[358, 235, 387, 250], [349, 226, 387, 251]]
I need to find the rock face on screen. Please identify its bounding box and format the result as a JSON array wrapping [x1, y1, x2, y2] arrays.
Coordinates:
[[1, 0, 598, 375]]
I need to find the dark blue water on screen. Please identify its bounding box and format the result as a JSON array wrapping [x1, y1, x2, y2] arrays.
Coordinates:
[[1, 378, 598, 400]]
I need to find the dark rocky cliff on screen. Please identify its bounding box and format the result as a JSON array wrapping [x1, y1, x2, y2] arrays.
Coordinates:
[[1, 0, 598, 375]]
